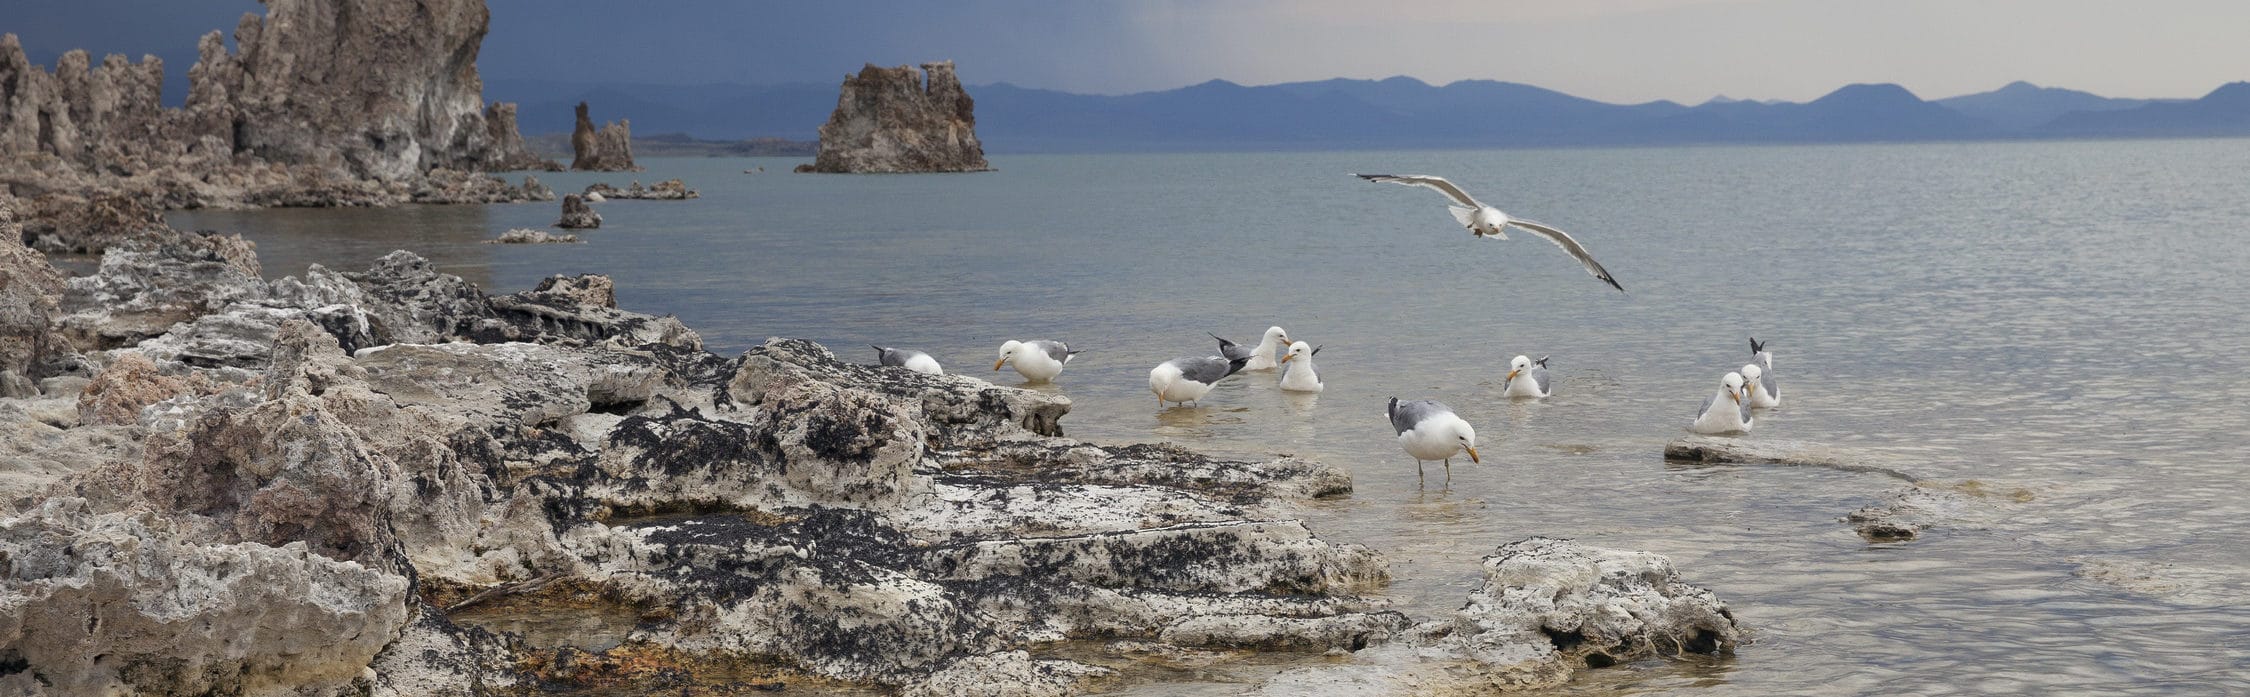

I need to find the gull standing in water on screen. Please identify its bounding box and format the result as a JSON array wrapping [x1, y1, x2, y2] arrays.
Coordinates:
[[1502, 355, 1552, 399], [1213, 327, 1291, 371], [1150, 354, 1252, 407], [1744, 338, 1781, 409], [870, 345, 943, 375], [1689, 372, 1755, 435], [1278, 342, 1324, 393], [1354, 174, 1624, 291], [994, 340, 1080, 383], [1388, 398, 1480, 482]]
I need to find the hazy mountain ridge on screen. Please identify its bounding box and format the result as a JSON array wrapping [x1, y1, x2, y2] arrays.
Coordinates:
[[484, 76, 2250, 152]]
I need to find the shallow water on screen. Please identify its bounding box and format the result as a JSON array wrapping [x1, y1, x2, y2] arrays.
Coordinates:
[[173, 140, 2250, 694]]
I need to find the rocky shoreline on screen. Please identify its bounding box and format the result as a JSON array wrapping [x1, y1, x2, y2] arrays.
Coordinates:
[[0, 196, 1740, 694]]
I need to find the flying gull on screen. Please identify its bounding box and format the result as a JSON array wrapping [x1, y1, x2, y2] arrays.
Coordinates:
[[1150, 354, 1251, 407], [1388, 397, 1480, 482], [1688, 371, 1755, 435], [871, 345, 943, 375], [1354, 173, 1623, 291], [1502, 354, 1551, 399], [995, 339, 1081, 383], [1278, 341, 1324, 393]]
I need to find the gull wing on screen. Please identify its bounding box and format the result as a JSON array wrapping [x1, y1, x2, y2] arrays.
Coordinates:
[[1507, 217, 1625, 292], [1355, 173, 1483, 209]]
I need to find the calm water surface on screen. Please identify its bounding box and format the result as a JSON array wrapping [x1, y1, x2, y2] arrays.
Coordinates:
[[174, 140, 2250, 695]]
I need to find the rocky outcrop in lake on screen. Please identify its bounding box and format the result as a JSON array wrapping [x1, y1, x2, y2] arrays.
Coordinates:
[[0, 215, 1740, 694], [556, 194, 602, 229], [570, 102, 639, 172], [584, 179, 697, 200], [0, 0, 547, 214], [810, 61, 992, 173]]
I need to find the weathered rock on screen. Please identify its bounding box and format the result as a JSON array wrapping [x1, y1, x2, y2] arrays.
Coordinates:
[[54, 230, 266, 351], [482, 101, 564, 172], [811, 61, 991, 173], [584, 179, 697, 200], [0, 211, 69, 396], [16, 192, 171, 255], [557, 193, 602, 229], [488, 228, 580, 244], [0, 399, 139, 510], [0, 498, 412, 696], [75, 352, 218, 426], [518, 174, 555, 201], [1260, 537, 1743, 695], [530, 273, 616, 308], [570, 102, 639, 172], [0, 0, 545, 210]]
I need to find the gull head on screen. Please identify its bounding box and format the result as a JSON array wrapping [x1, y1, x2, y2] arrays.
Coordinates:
[[1447, 416, 1481, 463], [1507, 354, 1532, 382], [1280, 341, 1313, 364], [1264, 326, 1290, 346], [1739, 364, 1763, 395], [1723, 371, 1746, 403], [994, 340, 1024, 370]]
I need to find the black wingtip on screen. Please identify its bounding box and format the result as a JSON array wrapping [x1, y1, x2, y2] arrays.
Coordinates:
[[1750, 337, 1764, 355], [1354, 173, 1387, 181], [870, 344, 886, 353], [1603, 275, 1624, 292], [1536, 355, 1549, 368]]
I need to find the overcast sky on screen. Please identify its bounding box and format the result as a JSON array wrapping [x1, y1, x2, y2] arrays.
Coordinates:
[[10, 0, 2246, 103]]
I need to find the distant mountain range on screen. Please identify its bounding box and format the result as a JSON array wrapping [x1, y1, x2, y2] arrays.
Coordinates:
[[483, 77, 2250, 153]]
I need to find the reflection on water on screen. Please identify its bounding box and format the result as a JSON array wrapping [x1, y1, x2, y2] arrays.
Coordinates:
[[170, 141, 2250, 694]]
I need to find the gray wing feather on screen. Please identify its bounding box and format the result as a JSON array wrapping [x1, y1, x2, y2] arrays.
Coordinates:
[[1531, 367, 1551, 395], [1696, 393, 1718, 420], [1388, 399, 1450, 435], [1759, 370, 1777, 397], [1174, 357, 1233, 385], [1738, 397, 1755, 424], [1356, 174, 1482, 208], [1507, 218, 1624, 292], [1030, 340, 1070, 362], [1211, 334, 1253, 362]]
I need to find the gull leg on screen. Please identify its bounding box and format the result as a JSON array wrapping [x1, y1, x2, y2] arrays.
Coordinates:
[[1416, 460, 1425, 483]]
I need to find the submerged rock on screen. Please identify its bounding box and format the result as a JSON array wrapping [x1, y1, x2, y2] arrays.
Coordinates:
[[811, 61, 991, 173], [584, 179, 698, 200], [557, 193, 602, 229], [570, 102, 639, 172], [1261, 537, 1743, 695], [488, 228, 581, 244], [1664, 435, 1918, 481]]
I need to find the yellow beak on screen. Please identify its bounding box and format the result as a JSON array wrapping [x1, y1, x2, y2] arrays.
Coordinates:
[[1279, 354, 1295, 364], [1465, 447, 1481, 464], [1505, 369, 1519, 382], [993, 359, 1007, 371], [1731, 392, 1741, 404]]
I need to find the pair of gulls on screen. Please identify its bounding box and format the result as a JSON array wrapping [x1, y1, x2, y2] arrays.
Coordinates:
[[876, 340, 1090, 383], [1689, 338, 1782, 435], [1384, 354, 1552, 480], [1150, 326, 1321, 407]]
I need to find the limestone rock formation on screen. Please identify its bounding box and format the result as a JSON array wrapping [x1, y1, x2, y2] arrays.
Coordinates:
[[0, 204, 69, 397], [482, 102, 564, 172], [487, 228, 580, 244], [557, 194, 602, 229], [0, 0, 547, 211], [584, 179, 697, 200], [569, 102, 639, 172], [1260, 537, 1743, 695], [811, 61, 991, 173]]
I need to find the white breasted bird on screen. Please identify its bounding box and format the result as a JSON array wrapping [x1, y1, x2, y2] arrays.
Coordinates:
[[1689, 371, 1755, 435], [1388, 397, 1479, 482], [994, 339, 1080, 383], [1503, 354, 1552, 398], [1150, 354, 1251, 407], [1278, 341, 1324, 393], [871, 345, 943, 375]]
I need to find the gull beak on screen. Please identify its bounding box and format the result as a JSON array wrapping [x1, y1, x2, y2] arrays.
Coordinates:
[[1505, 369, 1519, 382], [1279, 354, 1295, 364], [1465, 447, 1481, 464], [993, 359, 1007, 371], [1730, 392, 1741, 405]]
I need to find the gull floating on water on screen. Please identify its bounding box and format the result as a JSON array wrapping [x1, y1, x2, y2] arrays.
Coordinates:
[[1689, 371, 1755, 435], [994, 339, 1080, 383], [1278, 341, 1324, 393], [1150, 354, 1250, 407], [1354, 173, 1623, 291], [1744, 338, 1780, 409], [871, 345, 942, 375], [1213, 327, 1290, 371], [1503, 354, 1552, 399], [1388, 398, 1479, 481]]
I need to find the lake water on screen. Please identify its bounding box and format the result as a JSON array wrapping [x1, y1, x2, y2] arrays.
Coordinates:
[[173, 140, 2250, 695]]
